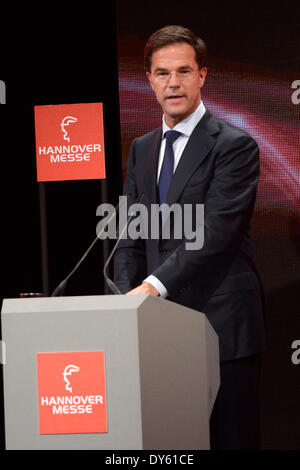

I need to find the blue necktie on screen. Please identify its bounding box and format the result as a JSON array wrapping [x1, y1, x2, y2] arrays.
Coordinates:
[[158, 130, 181, 204]]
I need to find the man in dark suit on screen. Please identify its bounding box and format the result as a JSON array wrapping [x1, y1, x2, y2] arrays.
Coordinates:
[[114, 25, 266, 449]]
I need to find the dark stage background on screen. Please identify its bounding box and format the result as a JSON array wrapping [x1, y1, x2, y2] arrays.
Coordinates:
[[0, 0, 299, 450]]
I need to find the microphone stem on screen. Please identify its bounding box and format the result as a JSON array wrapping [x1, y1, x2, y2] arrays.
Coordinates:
[[51, 195, 128, 296]]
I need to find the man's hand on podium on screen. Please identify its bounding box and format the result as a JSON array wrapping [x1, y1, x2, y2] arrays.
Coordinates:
[[126, 282, 159, 296]]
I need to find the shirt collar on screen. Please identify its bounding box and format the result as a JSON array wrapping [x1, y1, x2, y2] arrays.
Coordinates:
[[162, 101, 206, 138]]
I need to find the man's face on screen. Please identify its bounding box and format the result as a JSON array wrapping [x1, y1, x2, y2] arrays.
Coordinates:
[[146, 42, 207, 128]]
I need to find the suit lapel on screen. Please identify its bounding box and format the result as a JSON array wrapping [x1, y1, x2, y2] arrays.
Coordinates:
[[144, 128, 162, 205], [165, 110, 220, 207]]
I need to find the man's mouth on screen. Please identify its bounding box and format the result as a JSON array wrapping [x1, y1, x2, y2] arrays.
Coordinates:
[[166, 95, 185, 101]]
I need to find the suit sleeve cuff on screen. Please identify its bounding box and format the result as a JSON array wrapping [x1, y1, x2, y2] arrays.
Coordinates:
[[143, 275, 168, 298]]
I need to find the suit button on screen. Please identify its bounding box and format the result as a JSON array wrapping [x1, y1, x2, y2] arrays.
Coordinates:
[[159, 249, 167, 255]]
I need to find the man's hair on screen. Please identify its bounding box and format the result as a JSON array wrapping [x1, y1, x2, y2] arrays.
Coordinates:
[[144, 25, 207, 72]]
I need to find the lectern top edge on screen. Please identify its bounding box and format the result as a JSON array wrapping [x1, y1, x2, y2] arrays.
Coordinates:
[[1, 294, 154, 314]]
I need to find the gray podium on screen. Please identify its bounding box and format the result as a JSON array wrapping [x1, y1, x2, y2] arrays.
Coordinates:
[[1, 295, 220, 450]]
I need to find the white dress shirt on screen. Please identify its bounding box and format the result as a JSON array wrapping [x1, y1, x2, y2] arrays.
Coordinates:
[[143, 101, 206, 297]]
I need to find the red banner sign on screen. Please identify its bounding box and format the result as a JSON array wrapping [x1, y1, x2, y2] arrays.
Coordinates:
[[34, 103, 106, 182], [37, 351, 107, 434]]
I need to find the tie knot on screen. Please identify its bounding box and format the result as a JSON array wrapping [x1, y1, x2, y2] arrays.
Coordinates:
[[165, 130, 181, 146]]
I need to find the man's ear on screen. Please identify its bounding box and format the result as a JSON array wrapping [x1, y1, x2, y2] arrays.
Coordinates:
[[146, 71, 154, 91], [198, 67, 207, 88]]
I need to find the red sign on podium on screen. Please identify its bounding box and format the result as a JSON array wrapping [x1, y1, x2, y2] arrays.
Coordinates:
[[34, 103, 106, 182], [37, 351, 107, 435]]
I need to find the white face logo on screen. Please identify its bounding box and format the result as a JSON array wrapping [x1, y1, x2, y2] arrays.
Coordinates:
[[60, 116, 78, 142], [62, 364, 80, 392]]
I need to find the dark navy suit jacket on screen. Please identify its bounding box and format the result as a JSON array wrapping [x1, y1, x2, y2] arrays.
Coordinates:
[[114, 109, 267, 362]]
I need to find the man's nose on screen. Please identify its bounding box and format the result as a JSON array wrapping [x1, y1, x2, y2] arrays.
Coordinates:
[[168, 71, 181, 87]]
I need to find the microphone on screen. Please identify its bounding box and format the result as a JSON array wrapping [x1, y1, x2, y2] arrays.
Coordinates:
[[51, 195, 129, 297], [103, 192, 145, 294]]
